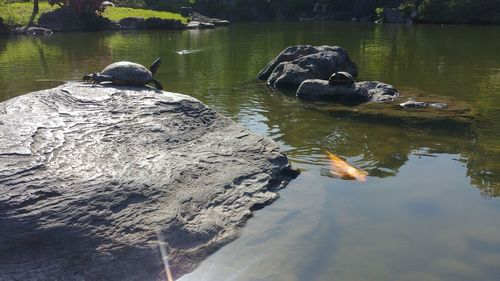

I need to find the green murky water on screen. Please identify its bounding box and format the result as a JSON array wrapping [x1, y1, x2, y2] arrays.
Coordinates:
[[1, 22, 499, 280]]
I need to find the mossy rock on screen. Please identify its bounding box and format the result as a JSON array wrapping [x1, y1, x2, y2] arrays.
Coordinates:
[[305, 91, 477, 127]]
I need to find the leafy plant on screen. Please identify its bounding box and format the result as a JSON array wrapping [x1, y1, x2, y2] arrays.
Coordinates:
[[398, 1, 415, 18], [48, 0, 105, 14], [416, 0, 448, 23], [375, 7, 384, 19]]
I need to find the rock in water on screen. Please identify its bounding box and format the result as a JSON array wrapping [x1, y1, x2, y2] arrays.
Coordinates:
[[0, 83, 297, 280], [399, 99, 447, 109], [296, 79, 399, 105], [257, 45, 358, 91]]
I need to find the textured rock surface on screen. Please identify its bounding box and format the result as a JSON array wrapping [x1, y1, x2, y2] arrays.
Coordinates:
[[144, 17, 185, 30], [10, 26, 53, 36], [296, 79, 399, 105], [257, 45, 358, 91], [0, 83, 296, 280]]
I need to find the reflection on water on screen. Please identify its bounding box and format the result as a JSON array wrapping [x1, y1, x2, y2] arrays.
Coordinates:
[[1, 22, 500, 280], [181, 155, 500, 281], [176, 49, 202, 55]]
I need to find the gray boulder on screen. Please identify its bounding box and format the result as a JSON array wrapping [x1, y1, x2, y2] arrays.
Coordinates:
[[38, 7, 111, 31], [190, 12, 229, 27], [0, 83, 297, 280], [400, 99, 447, 109], [296, 79, 399, 105], [119, 17, 146, 29], [257, 45, 358, 91], [186, 21, 215, 29], [10, 26, 53, 36], [144, 17, 185, 30]]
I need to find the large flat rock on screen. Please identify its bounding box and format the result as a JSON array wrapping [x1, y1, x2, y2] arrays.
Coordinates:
[[0, 83, 296, 280]]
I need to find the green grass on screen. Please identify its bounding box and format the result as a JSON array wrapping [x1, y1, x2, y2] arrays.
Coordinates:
[[0, 2, 187, 25], [0, 1, 56, 25], [102, 7, 187, 23]]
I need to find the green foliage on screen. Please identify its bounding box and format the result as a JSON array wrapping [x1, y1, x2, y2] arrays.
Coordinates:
[[0, 1, 185, 25], [417, 0, 500, 24], [398, 1, 415, 18], [47, 0, 105, 14], [417, 0, 448, 22], [191, 0, 230, 18], [143, 0, 192, 12], [102, 6, 187, 22], [375, 7, 384, 19], [0, 1, 56, 24]]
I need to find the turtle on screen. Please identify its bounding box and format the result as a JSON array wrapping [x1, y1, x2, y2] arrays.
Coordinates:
[[83, 58, 163, 90], [329, 71, 356, 86]]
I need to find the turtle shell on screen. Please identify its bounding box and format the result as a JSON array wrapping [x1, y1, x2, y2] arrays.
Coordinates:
[[329, 71, 355, 85], [101, 61, 153, 85]]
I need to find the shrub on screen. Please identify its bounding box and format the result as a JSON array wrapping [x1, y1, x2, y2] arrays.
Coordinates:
[[144, 0, 192, 12], [417, 0, 500, 24], [375, 7, 384, 19], [48, 0, 105, 14], [398, 1, 415, 18], [417, 0, 448, 23]]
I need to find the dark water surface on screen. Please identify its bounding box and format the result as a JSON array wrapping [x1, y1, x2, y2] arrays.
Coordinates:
[[1, 22, 500, 280]]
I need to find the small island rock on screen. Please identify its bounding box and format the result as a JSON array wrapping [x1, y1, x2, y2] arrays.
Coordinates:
[[257, 45, 358, 91]]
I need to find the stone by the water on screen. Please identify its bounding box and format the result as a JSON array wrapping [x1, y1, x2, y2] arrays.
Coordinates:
[[400, 99, 447, 109], [0, 83, 297, 280], [257, 45, 358, 91], [11, 26, 53, 36], [190, 12, 229, 27], [296, 79, 399, 105], [187, 21, 216, 29]]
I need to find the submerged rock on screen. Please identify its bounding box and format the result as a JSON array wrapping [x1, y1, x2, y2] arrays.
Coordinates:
[[0, 83, 297, 280], [296, 79, 399, 105], [257, 45, 358, 91], [306, 90, 475, 126], [400, 99, 447, 109]]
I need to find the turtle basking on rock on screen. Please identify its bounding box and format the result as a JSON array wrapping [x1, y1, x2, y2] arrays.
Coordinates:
[[83, 58, 163, 90], [329, 71, 356, 86]]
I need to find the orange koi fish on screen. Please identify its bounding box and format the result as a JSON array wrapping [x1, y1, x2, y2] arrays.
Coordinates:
[[325, 150, 368, 182]]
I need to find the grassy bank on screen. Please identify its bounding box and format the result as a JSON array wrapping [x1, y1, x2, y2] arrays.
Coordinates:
[[0, 1, 56, 25], [102, 7, 187, 23], [0, 1, 187, 26]]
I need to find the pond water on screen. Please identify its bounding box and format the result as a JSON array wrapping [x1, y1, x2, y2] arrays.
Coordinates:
[[1, 22, 500, 280]]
